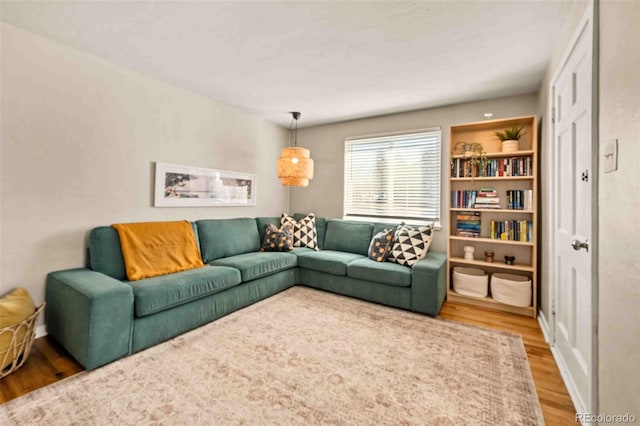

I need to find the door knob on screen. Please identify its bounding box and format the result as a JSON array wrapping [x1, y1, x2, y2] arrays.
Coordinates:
[[571, 239, 589, 252]]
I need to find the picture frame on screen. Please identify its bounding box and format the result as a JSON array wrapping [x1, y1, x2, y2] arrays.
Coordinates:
[[154, 162, 256, 207]]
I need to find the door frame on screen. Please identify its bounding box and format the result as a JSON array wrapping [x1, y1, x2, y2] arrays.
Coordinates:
[[545, 0, 599, 417]]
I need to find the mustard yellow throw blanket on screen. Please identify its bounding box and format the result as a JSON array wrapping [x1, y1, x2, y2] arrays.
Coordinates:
[[113, 221, 204, 281]]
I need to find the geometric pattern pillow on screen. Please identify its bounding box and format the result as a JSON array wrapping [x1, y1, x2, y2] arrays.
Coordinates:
[[387, 223, 434, 267], [260, 223, 294, 252], [281, 213, 318, 251], [367, 228, 395, 262]]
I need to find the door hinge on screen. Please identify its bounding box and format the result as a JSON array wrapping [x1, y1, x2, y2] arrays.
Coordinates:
[[581, 170, 589, 182], [552, 107, 556, 124]]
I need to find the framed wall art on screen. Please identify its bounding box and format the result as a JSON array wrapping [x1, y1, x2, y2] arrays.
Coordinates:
[[154, 162, 256, 207]]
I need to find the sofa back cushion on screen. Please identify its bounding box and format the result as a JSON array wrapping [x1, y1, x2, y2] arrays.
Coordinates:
[[89, 223, 201, 280], [197, 218, 260, 262], [323, 220, 373, 256], [372, 222, 393, 236], [112, 221, 205, 281], [89, 226, 127, 280]]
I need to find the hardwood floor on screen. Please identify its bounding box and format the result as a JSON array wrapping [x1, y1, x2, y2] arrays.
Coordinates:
[[0, 336, 83, 403], [0, 301, 576, 424], [439, 302, 577, 425]]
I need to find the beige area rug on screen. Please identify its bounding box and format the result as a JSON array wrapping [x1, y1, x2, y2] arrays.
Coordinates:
[[0, 287, 544, 425]]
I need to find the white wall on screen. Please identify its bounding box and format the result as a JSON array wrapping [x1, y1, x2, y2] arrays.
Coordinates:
[[597, 0, 640, 418], [0, 24, 289, 309], [290, 94, 539, 253]]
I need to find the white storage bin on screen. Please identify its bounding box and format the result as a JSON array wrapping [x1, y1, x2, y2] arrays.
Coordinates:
[[453, 267, 488, 298], [491, 273, 532, 307]]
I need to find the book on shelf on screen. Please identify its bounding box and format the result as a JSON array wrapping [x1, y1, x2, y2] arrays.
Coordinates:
[[484, 157, 533, 177], [451, 156, 533, 178], [474, 204, 501, 209], [478, 188, 497, 196], [451, 158, 482, 178], [451, 190, 477, 209], [506, 189, 533, 210], [456, 211, 481, 237], [452, 188, 508, 209], [490, 220, 533, 242], [475, 198, 500, 204]]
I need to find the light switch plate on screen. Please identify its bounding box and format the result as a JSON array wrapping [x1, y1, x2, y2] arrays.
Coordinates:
[[603, 139, 618, 173]]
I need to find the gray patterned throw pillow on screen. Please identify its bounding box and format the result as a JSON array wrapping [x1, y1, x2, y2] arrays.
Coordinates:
[[260, 223, 294, 252], [368, 228, 395, 262]]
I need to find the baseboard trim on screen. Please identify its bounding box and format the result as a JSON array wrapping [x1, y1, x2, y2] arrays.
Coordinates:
[[538, 313, 586, 421], [35, 324, 48, 339], [550, 344, 587, 423], [537, 312, 552, 344]]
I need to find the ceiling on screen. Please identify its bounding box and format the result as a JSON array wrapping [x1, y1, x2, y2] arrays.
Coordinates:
[[1, 1, 572, 128]]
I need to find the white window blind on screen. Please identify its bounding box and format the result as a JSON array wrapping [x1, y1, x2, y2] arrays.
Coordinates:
[[344, 129, 441, 222]]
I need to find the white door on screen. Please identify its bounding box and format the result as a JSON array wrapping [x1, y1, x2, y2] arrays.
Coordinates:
[[551, 11, 594, 416]]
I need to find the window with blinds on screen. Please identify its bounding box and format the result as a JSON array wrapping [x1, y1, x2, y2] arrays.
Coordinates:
[[343, 128, 441, 223]]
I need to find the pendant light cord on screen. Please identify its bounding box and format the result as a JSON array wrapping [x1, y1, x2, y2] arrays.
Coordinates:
[[291, 111, 301, 147]]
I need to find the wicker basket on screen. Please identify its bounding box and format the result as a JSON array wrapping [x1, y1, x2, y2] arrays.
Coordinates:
[[0, 303, 45, 379]]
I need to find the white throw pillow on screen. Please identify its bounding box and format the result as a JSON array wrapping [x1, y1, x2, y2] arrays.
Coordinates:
[[281, 213, 319, 251], [387, 223, 434, 266]]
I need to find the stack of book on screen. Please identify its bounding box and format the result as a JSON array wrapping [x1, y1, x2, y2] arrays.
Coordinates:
[[474, 188, 501, 209], [456, 211, 481, 237], [506, 189, 533, 210]]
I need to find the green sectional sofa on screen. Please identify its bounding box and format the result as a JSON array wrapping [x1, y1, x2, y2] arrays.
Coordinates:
[[46, 215, 447, 370]]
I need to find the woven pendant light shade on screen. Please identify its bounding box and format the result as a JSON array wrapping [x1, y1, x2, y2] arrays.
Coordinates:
[[278, 111, 314, 187], [277, 147, 314, 187]]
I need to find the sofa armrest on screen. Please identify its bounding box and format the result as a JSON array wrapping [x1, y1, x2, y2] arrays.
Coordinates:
[[46, 268, 134, 369], [410, 252, 447, 316]]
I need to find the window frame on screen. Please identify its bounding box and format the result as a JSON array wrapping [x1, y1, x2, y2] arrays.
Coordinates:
[[343, 127, 442, 228]]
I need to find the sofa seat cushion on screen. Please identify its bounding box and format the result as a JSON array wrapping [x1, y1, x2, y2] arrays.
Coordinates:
[[210, 252, 297, 282], [127, 266, 241, 317], [292, 247, 316, 255], [347, 258, 411, 287], [296, 250, 365, 276]]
